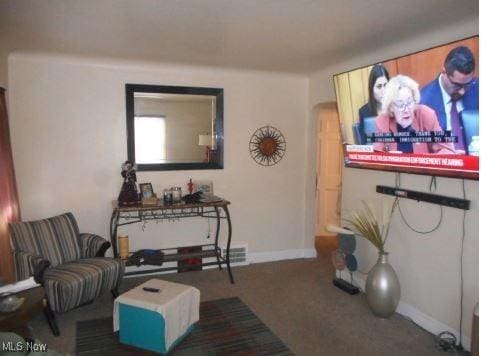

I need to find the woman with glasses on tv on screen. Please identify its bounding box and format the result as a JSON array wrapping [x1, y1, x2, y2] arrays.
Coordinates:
[[373, 75, 456, 154], [358, 64, 390, 144]]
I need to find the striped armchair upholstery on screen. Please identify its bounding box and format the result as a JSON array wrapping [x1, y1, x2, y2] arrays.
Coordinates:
[[10, 213, 124, 314]]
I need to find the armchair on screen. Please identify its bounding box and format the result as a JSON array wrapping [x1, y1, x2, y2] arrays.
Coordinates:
[[9, 212, 124, 335]]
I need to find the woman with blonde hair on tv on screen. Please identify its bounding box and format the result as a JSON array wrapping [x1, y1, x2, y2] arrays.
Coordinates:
[[373, 75, 457, 154]]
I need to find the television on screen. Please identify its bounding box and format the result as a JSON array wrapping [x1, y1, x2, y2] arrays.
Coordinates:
[[333, 36, 479, 180]]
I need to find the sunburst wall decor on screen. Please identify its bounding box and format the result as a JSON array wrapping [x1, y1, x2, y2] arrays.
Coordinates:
[[249, 126, 286, 166]]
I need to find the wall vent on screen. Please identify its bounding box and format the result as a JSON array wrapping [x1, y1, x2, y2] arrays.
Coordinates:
[[223, 245, 248, 266]]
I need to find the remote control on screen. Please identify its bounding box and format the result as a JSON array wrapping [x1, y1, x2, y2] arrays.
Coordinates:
[[142, 287, 160, 293]]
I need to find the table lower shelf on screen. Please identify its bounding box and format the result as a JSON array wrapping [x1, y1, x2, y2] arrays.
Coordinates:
[[123, 260, 229, 276], [122, 244, 229, 278]]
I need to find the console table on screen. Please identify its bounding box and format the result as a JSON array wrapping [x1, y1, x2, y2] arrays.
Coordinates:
[[110, 199, 234, 283]]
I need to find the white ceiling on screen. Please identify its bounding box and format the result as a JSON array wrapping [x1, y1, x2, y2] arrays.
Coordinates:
[[0, 0, 478, 74]]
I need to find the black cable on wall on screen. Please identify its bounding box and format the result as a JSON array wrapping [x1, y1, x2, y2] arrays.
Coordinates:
[[393, 173, 467, 351]]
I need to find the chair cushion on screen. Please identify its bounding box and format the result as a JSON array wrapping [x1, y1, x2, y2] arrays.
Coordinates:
[[43, 257, 124, 313], [9, 213, 81, 266]]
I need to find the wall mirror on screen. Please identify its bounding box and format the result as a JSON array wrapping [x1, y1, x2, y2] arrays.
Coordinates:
[[126, 84, 224, 171]]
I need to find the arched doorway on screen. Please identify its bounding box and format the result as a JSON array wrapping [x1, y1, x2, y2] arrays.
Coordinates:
[[315, 102, 343, 256]]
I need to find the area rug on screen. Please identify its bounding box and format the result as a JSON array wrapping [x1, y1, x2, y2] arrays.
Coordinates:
[[76, 297, 293, 355]]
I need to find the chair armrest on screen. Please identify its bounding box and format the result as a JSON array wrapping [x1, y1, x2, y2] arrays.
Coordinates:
[[79, 233, 111, 258], [12, 251, 50, 283]]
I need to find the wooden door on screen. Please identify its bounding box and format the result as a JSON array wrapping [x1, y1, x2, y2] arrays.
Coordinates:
[[316, 102, 343, 236]]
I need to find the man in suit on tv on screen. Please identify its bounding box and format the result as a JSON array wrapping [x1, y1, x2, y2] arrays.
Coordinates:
[[420, 46, 478, 154]]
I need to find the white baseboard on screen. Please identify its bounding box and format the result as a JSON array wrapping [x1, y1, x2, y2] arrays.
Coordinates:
[[248, 248, 317, 264], [396, 301, 471, 351], [351, 273, 472, 351]]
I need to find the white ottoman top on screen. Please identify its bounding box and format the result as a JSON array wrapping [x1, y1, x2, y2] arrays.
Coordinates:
[[113, 279, 200, 349]]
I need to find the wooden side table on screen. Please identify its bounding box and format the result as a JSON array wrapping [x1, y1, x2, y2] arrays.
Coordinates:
[[110, 199, 234, 283], [0, 287, 59, 337]]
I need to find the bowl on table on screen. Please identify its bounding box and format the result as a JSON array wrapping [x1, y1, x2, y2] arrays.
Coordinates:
[[0, 292, 25, 313]]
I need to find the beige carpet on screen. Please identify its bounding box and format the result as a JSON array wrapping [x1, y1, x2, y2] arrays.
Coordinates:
[[29, 256, 462, 355]]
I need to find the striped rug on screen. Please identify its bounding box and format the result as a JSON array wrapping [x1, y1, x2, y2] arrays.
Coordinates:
[[76, 297, 293, 355]]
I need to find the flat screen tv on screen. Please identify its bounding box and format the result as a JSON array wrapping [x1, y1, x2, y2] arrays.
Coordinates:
[[333, 36, 479, 180]]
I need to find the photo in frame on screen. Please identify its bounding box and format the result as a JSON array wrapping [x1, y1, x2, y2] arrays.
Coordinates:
[[193, 180, 213, 196], [139, 183, 154, 199]]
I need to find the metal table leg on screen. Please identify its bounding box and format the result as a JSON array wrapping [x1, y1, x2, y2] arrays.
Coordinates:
[[221, 204, 234, 284], [109, 210, 120, 258], [214, 206, 222, 270]]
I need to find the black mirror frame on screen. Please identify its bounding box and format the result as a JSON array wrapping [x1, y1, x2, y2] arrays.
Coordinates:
[[126, 84, 224, 171]]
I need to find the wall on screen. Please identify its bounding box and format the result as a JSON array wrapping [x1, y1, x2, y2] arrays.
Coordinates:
[[307, 20, 478, 348], [8, 53, 312, 266], [0, 52, 7, 88]]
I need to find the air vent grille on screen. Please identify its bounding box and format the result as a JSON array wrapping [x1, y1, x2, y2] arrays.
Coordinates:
[[223, 245, 248, 266]]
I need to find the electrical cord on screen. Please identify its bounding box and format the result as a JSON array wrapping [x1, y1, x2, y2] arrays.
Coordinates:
[[394, 174, 443, 234], [395, 172, 401, 187], [400, 313, 461, 354], [399, 314, 462, 354], [393, 173, 467, 351], [429, 176, 437, 192], [458, 179, 466, 349], [396, 199, 443, 234], [434, 331, 460, 353], [206, 216, 211, 239]]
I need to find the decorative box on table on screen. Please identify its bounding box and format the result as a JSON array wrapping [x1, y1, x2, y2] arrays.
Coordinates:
[[113, 279, 200, 354]]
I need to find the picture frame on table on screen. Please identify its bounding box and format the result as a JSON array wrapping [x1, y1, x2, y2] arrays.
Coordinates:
[[193, 180, 213, 196], [139, 183, 154, 199]]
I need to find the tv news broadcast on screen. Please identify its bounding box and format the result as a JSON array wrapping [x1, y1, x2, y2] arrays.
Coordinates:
[[334, 36, 479, 179]]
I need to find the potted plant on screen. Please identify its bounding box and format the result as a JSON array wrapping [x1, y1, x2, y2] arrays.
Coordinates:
[[345, 198, 400, 318]]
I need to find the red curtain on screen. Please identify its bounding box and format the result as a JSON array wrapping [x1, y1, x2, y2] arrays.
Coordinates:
[[0, 87, 21, 283]]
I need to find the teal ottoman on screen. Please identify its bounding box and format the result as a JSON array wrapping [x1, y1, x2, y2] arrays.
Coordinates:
[[113, 279, 200, 354]]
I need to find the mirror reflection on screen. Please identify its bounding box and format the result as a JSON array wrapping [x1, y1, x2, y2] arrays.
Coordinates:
[[126, 85, 223, 171]]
